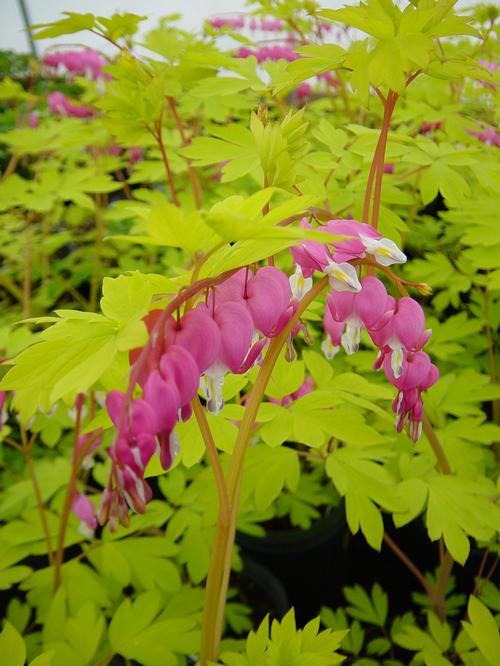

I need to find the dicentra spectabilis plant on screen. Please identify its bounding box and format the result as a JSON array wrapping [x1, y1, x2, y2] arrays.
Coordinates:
[[0, 1, 499, 665]]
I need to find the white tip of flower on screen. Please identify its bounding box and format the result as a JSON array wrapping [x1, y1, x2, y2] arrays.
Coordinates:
[[81, 455, 95, 471], [200, 369, 225, 415], [169, 431, 181, 460], [289, 265, 313, 300], [341, 322, 361, 355], [77, 521, 95, 539], [359, 234, 407, 267], [321, 336, 340, 360], [325, 261, 361, 292], [391, 348, 404, 378], [410, 420, 423, 443]]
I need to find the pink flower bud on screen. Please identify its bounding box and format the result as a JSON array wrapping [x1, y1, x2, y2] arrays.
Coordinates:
[[72, 493, 97, 536]]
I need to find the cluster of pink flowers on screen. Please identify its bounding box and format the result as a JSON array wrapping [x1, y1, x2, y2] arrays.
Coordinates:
[[478, 58, 499, 87], [479, 58, 500, 74], [253, 18, 283, 31], [317, 71, 340, 87], [209, 16, 283, 31], [104, 144, 143, 163], [269, 377, 314, 407], [42, 49, 108, 80], [100, 267, 294, 524], [290, 218, 437, 442], [467, 125, 500, 147], [295, 82, 312, 102], [47, 91, 94, 118], [421, 120, 442, 135], [325, 279, 437, 442], [234, 45, 299, 62], [294, 73, 340, 103], [209, 16, 245, 29]]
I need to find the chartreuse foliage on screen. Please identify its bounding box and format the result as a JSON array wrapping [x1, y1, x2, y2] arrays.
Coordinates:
[[0, 0, 499, 665], [0, 621, 53, 666], [322, 581, 500, 665], [212, 609, 347, 665]]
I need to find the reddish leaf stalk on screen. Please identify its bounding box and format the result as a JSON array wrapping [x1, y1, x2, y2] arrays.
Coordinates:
[[21, 432, 55, 566], [166, 96, 203, 209], [362, 90, 398, 228], [383, 531, 433, 598], [153, 115, 180, 207], [53, 407, 102, 590]]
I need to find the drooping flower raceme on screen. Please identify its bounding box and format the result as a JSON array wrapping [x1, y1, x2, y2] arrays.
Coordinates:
[[209, 16, 245, 30], [43, 49, 108, 79], [102, 266, 295, 525], [322, 272, 436, 440], [383, 350, 439, 442], [102, 216, 434, 527], [47, 91, 94, 118]]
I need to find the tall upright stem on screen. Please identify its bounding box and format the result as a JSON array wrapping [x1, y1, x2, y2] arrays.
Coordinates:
[[23, 215, 33, 319], [362, 91, 398, 227], [199, 277, 329, 664], [371, 92, 398, 230], [20, 430, 54, 565], [53, 398, 83, 590]]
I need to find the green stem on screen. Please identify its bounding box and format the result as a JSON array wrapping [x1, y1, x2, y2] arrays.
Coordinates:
[[23, 215, 33, 319], [89, 193, 104, 312], [422, 414, 452, 475], [52, 406, 102, 590], [199, 277, 329, 664], [20, 431, 55, 566], [433, 551, 454, 620], [483, 286, 500, 433]]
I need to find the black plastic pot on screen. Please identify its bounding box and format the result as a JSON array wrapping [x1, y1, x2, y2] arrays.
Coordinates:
[[109, 558, 288, 666], [237, 556, 290, 624], [236, 508, 345, 624]]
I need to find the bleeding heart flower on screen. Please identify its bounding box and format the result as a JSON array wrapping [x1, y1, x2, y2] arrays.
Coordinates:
[[142, 371, 180, 434], [98, 486, 129, 530], [323, 219, 381, 263], [165, 307, 221, 374], [105, 390, 162, 512], [72, 493, 97, 537], [246, 266, 292, 336], [159, 345, 200, 408], [383, 350, 439, 442], [200, 301, 254, 414], [322, 307, 344, 360], [290, 219, 333, 277], [289, 265, 313, 300], [370, 297, 430, 378], [327, 276, 388, 354], [270, 376, 315, 406]]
